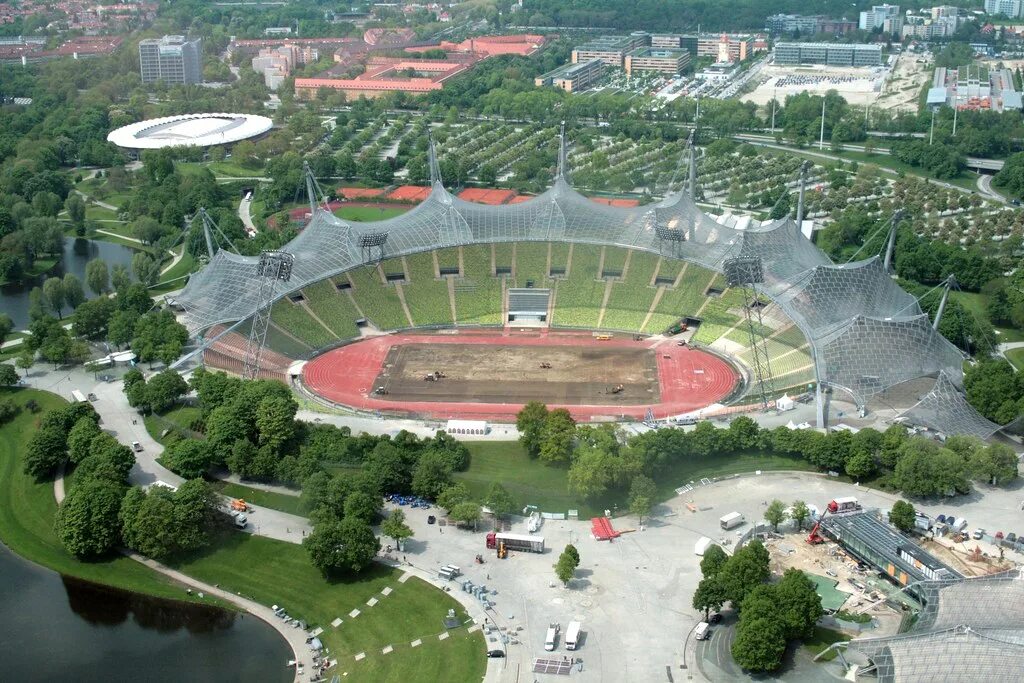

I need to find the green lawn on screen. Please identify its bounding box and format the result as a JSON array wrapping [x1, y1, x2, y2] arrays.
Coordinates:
[[143, 404, 203, 445], [0, 388, 209, 604], [211, 481, 306, 516], [950, 290, 1024, 343], [1007, 347, 1024, 371], [334, 205, 409, 222], [799, 625, 849, 662], [457, 440, 817, 518], [150, 249, 197, 294], [85, 205, 121, 221], [204, 160, 264, 178], [171, 531, 486, 683]]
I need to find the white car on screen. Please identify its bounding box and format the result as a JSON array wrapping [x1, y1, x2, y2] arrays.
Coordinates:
[[972, 529, 985, 540]]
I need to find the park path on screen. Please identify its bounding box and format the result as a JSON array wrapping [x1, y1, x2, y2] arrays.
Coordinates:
[[238, 192, 258, 234]]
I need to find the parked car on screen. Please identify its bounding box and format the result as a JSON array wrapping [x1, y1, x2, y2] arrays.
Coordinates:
[[1006, 532, 1017, 544], [995, 531, 1005, 540], [972, 529, 985, 540], [131, 441, 142, 452], [709, 613, 722, 624], [936, 514, 947, 524], [427, 515, 436, 525]]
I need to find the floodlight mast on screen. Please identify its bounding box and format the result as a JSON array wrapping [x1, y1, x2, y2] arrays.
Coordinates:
[[242, 251, 294, 380], [724, 256, 777, 410]]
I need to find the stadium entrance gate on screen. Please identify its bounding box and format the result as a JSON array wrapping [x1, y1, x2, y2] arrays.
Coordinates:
[[508, 288, 551, 325]]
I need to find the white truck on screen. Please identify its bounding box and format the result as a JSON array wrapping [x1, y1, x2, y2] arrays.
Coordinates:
[[695, 537, 714, 556], [695, 622, 710, 641], [233, 512, 248, 529], [720, 512, 744, 530], [565, 621, 582, 650], [827, 497, 861, 513], [544, 623, 559, 651]]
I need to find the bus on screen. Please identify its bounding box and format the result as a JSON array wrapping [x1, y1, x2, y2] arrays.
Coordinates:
[[565, 621, 582, 650]]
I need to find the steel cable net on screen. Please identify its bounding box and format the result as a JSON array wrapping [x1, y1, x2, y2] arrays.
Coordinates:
[[847, 570, 1024, 682], [898, 370, 1003, 439], [172, 162, 991, 436]]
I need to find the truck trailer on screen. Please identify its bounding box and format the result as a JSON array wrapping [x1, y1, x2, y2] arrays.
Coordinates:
[[720, 512, 745, 530], [486, 532, 545, 553], [827, 497, 861, 514], [695, 537, 714, 556]]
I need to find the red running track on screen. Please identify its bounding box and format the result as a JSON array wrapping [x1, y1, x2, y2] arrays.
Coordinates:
[[301, 330, 740, 422]]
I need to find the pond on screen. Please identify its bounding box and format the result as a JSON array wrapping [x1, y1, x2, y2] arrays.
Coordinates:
[[0, 237, 139, 329], [0, 543, 293, 683]]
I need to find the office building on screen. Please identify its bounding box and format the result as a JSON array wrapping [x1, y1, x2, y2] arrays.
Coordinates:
[[765, 14, 822, 35], [624, 47, 691, 76], [984, 0, 1023, 17], [571, 34, 648, 67], [859, 4, 901, 30], [774, 42, 883, 67], [534, 59, 604, 92], [138, 35, 202, 84], [695, 33, 756, 62]]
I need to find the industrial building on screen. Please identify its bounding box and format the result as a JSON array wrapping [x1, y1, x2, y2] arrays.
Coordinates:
[[774, 42, 883, 67], [624, 47, 691, 76], [927, 65, 1023, 112], [534, 59, 604, 92], [819, 511, 959, 599], [138, 35, 202, 84], [571, 34, 648, 67]]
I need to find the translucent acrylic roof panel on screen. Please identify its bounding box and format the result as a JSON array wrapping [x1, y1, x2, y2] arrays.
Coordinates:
[[898, 371, 1004, 439]]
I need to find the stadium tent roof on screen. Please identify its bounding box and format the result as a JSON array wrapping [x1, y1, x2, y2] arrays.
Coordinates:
[[172, 135, 998, 436], [845, 570, 1024, 681], [107, 113, 273, 150]]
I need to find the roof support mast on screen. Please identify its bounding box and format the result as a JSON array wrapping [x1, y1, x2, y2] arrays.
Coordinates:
[[795, 161, 810, 226], [883, 210, 904, 273], [687, 129, 697, 240], [933, 275, 956, 331]]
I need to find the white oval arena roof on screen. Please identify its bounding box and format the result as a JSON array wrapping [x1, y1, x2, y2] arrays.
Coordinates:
[[107, 113, 273, 150]]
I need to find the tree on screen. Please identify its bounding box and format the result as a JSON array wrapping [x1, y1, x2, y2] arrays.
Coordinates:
[[555, 551, 576, 586], [563, 543, 580, 568], [731, 616, 787, 672], [67, 416, 102, 464], [692, 575, 728, 620], [87, 433, 135, 481], [0, 313, 12, 341], [343, 490, 380, 524], [145, 369, 188, 413], [567, 442, 618, 499], [131, 311, 188, 366], [72, 297, 115, 339], [629, 474, 656, 525], [85, 258, 109, 295], [790, 500, 810, 531], [54, 478, 125, 558], [764, 499, 788, 532], [483, 482, 515, 518], [65, 193, 86, 230], [62, 273, 84, 310], [718, 540, 770, 608], [539, 408, 576, 464], [436, 482, 471, 512], [411, 450, 454, 499], [107, 309, 139, 348], [15, 351, 34, 377], [23, 425, 68, 479], [889, 500, 916, 533], [119, 487, 178, 559], [516, 401, 549, 458], [774, 569, 823, 640], [164, 439, 215, 479], [304, 517, 380, 577], [700, 544, 729, 578], [0, 364, 18, 386], [111, 264, 131, 291], [449, 501, 482, 528], [43, 277, 65, 319], [381, 508, 413, 549], [893, 440, 970, 497]]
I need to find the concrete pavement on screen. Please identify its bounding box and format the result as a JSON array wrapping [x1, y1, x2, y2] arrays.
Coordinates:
[[239, 193, 258, 234]]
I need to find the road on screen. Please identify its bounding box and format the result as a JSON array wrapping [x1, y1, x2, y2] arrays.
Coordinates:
[[733, 136, 985, 198], [238, 191, 258, 234], [978, 174, 1011, 205]]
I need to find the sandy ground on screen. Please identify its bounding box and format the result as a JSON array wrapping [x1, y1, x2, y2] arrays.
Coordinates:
[[876, 52, 933, 113]]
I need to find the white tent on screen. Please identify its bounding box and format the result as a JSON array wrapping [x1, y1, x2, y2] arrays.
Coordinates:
[[776, 394, 795, 411]]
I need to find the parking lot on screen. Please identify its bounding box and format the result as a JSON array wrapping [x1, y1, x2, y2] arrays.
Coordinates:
[[389, 470, 1024, 681]]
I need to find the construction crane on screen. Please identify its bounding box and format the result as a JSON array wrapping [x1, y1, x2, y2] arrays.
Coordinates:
[[806, 508, 830, 544]]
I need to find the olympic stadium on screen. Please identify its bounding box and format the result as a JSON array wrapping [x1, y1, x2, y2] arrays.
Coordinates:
[[171, 136, 1004, 437], [106, 113, 273, 152]]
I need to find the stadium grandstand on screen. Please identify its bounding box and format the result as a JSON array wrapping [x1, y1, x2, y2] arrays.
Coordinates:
[[169, 131, 1004, 435], [820, 568, 1024, 681]]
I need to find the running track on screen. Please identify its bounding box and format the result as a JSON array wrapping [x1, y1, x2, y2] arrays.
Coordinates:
[[302, 330, 739, 422]]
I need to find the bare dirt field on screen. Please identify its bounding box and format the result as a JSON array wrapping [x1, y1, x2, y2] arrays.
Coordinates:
[[374, 343, 659, 405], [876, 52, 932, 113]]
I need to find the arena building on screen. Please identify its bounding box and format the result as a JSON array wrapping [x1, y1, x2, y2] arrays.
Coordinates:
[[106, 113, 273, 153], [170, 134, 1005, 437]]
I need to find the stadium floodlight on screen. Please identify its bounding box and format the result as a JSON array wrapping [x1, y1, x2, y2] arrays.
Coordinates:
[[244, 251, 294, 380], [358, 231, 389, 263]]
